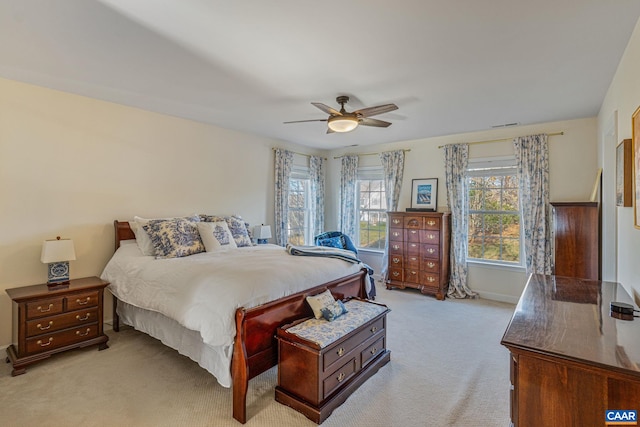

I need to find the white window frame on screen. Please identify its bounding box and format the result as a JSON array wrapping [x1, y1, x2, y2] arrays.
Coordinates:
[[356, 166, 387, 252], [466, 156, 524, 268], [288, 166, 313, 245]]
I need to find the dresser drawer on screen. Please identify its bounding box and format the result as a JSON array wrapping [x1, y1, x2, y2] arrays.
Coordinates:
[[405, 269, 420, 284], [405, 228, 421, 243], [389, 242, 403, 254], [361, 336, 385, 368], [405, 254, 420, 269], [26, 307, 99, 337], [66, 291, 99, 310], [421, 230, 439, 244], [389, 255, 403, 268], [26, 297, 64, 319], [323, 358, 357, 400], [404, 216, 422, 229], [420, 258, 440, 273], [420, 272, 440, 287], [421, 244, 439, 259], [388, 267, 403, 282], [388, 214, 404, 228], [389, 229, 404, 241], [25, 324, 99, 355], [424, 217, 440, 230], [406, 242, 420, 255]]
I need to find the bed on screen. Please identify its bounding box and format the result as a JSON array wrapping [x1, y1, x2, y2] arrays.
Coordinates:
[[102, 220, 368, 423]]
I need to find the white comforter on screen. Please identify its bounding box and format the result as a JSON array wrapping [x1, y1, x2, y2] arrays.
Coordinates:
[[101, 241, 365, 350]]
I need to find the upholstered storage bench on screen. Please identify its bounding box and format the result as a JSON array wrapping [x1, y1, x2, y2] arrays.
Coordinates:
[[275, 299, 390, 423]]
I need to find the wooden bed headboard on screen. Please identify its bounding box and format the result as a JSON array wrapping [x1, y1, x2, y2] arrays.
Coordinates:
[[114, 220, 135, 251]]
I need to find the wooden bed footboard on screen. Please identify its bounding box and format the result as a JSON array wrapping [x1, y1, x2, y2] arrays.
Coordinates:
[[111, 220, 367, 424], [231, 269, 367, 423]]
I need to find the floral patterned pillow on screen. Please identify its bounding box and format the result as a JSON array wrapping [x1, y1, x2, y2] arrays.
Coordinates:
[[321, 300, 348, 322], [199, 214, 253, 247], [142, 218, 205, 259]]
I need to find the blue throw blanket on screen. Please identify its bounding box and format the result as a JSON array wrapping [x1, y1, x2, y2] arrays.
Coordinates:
[[285, 244, 361, 264]]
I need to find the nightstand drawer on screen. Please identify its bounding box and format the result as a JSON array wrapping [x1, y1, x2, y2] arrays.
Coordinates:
[[26, 307, 99, 337], [66, 291, 99, 310], [25, 324, 99, 354], [361, 336, 385, 368], [26, 297, 64, 319], [323, 358, 357, 400]]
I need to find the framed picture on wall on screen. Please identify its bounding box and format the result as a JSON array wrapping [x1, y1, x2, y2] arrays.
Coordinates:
[[409, 178, 438, 211], [616, 139, 632, 207], [633, 106, 640, 229]]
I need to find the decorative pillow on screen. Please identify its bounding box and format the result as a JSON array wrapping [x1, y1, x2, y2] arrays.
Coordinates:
[[200, 214, 253, 247], [197, 221, 237, 251], [133, 215, 200, 256], [321, 300, 348, 322], [142, 218, 205, 259], [305, 289, 336, 319], [317, 236, 344, 249]]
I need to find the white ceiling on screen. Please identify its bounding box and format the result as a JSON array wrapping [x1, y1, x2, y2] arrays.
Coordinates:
[[2, 1, 640, 150]]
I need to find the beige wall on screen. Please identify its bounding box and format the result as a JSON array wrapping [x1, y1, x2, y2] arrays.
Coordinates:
[[598, 18, 640, 301], [0, 77, 320, 348], [326, 117, 598, 302]]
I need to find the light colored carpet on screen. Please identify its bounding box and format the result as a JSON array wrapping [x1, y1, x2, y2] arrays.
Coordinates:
[[0, 286, 514, 427]]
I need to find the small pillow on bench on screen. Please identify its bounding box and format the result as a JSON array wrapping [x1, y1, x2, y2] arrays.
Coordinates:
[[321, 300, 348, 322]]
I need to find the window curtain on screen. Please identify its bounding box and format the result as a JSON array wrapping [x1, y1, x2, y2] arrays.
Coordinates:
[[444, 143, 477, 298], [513, 134, 552, 275], [309, 155, 325, 237], [274, 148, 294, 246], [340, 155, 359, 239], [379, 150, 405, 279]]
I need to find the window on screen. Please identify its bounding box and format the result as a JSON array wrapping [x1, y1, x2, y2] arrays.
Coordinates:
[[356, 167, 387, 251], [287, 167, 312, 245], [467, 157, 521, 265]]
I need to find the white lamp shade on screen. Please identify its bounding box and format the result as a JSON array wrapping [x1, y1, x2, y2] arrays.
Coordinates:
[[41, 238, 76, 263], [253, 225, 272, 240]]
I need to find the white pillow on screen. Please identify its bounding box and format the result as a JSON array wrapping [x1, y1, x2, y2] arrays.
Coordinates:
[[305, 289, 336, 319], [197, 221, 237, 251], [132, 215, 200, 256]]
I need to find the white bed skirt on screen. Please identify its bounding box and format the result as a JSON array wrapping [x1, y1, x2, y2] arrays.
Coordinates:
[[116, 300, 233, 388]]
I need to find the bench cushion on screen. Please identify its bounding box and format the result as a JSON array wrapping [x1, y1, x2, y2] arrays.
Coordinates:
[[284, 300, 387, 348]]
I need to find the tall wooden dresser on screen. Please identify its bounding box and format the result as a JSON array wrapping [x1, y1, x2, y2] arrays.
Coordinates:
[[385, 211, 451, 300]]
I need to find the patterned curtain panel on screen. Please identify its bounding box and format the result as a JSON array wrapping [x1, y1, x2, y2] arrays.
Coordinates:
[[274, 148, 294, 246], [444, 144, 477, 298], [379, 150, 405, 279], [513, 134, 552, 275], [340, 155, 359, 239], [309, 155, 325, 237]]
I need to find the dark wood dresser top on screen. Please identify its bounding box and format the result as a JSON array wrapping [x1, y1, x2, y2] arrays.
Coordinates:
[[501, 274, 640, 376]]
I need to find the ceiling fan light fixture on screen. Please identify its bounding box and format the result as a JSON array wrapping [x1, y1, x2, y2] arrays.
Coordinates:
[[327, 116, 358, 133]]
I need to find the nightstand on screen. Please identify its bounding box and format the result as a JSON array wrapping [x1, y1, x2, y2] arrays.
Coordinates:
[[5, 276, 109, 376]]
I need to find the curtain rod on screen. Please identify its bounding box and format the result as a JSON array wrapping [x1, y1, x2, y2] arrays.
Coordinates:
[[271, 147, 327, 160], [333, 148, 411, 160], [437, 132, 564, 149]]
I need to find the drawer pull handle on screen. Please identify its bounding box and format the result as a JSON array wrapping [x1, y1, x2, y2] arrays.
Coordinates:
[[427, 248, 435, 254], [427, 277, 436, 283], [408, 219, 419, 226], [393, 231, 400, 237], [427, 220, 436, 226], [37, 304, 54, 313], [392, 258, 400, 264], [76, 328, 91, 337], [393, 218, 400, 224], [371, 326, 377, 333], [37, 321, 54, 331], [427, 262, 435, 268], [37, 338, 53, 347], [428, 234, 435, 240], [337, 347, 344, 357], [337, 372, 345, 382], [393, 245, 400, 250], [410, 257, 417, 261], [392, 271, 400, 277], [76, 297, 91, 305], [411, 271, 417, 276], [410, 230, 417, 234], [76, 313, 91, 321], [371, 347, 377, 355]]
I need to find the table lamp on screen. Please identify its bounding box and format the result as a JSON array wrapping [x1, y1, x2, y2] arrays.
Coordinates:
[[253, 225, 272, 244], [41, 236, 76, 287]]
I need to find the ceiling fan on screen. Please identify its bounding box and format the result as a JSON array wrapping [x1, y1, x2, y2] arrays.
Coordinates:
[[284, 96, 398, 133]]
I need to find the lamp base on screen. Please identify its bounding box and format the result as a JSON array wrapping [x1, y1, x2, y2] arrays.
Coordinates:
[[47, 261, 70, 287], [257, 239, 268, 244]]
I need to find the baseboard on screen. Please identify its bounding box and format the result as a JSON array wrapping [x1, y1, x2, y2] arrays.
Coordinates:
[[477, 291, 519, 305]]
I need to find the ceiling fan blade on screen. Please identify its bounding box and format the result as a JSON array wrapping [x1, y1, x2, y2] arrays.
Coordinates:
[[283, 119, 328, 124], [354, 103, 398, 118], [360, 118, 392, 128], [312, 102, 341, 116]]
